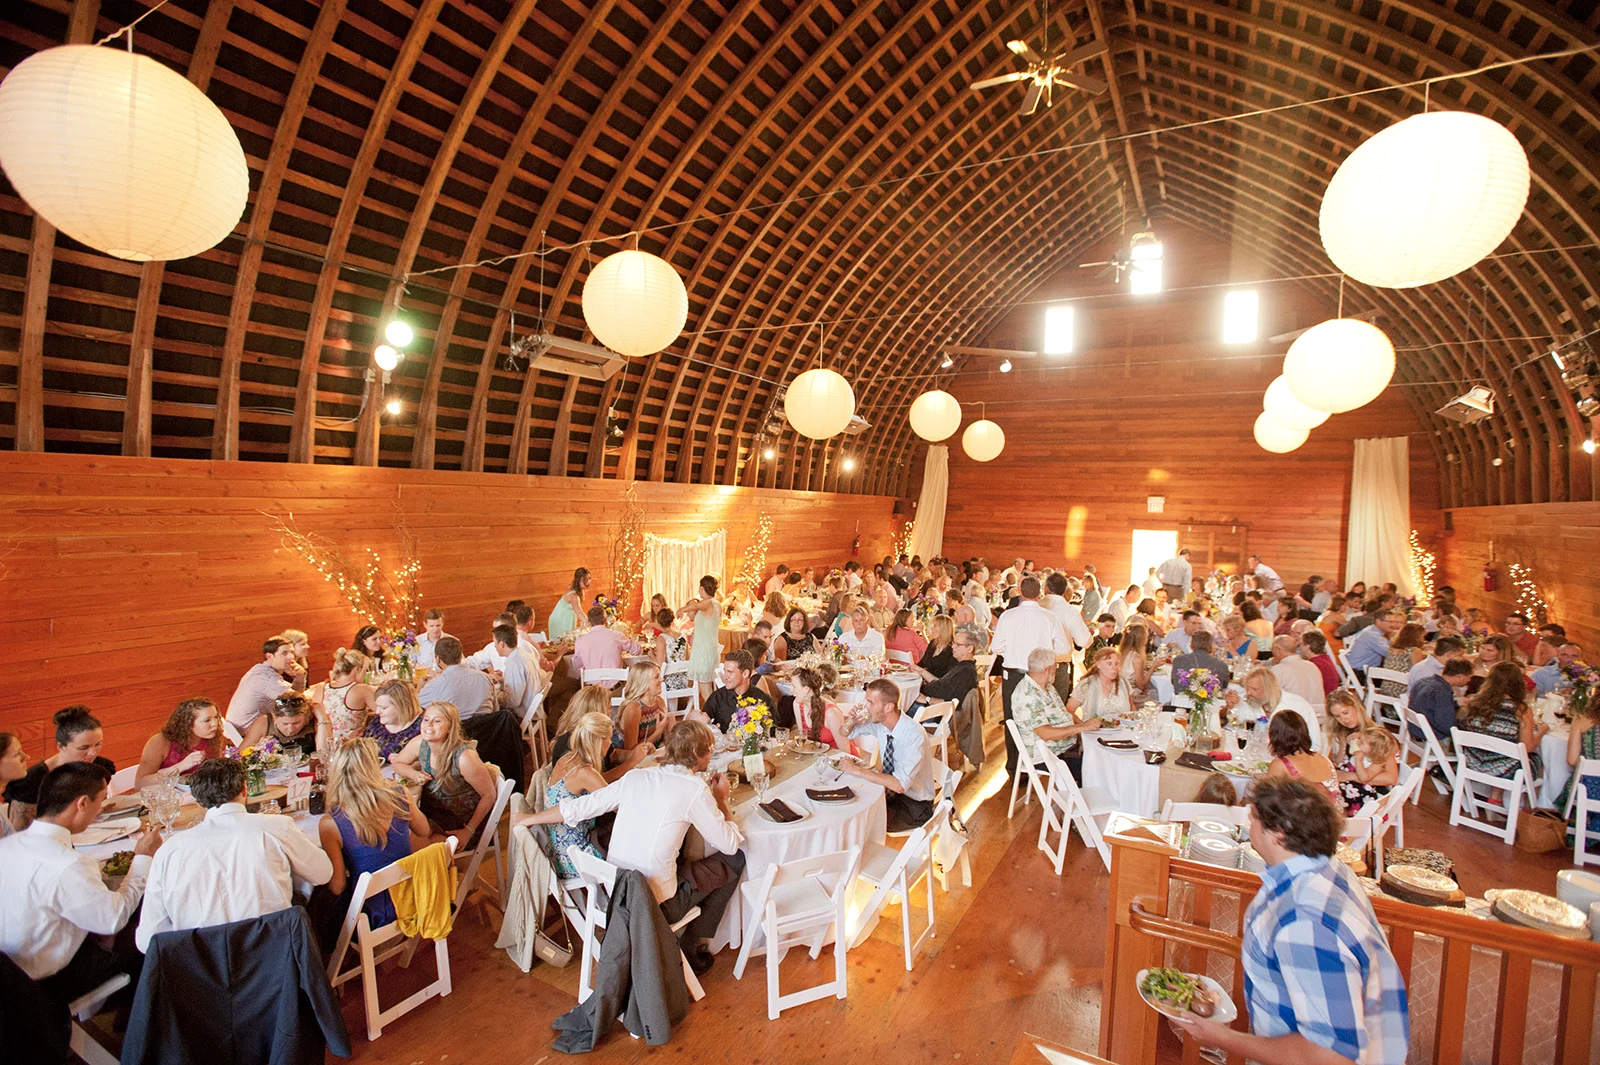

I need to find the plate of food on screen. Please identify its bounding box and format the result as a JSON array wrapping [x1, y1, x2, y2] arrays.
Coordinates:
[[72, 817, 141, 848], [788, 737, 829, 755], [1135, 968, 1237, 1024]]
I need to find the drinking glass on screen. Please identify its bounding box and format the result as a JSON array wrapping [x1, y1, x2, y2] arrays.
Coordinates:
[[812, 754, 830, 783], [751, 770, 770, 801], [259, 800, 282, 816], [774, 728, 790, 747]]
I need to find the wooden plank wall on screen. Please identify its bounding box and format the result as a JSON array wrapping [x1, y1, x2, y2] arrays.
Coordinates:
[[0, 452, 900, 766], [938, 230, 1442, 592], [1439, 504, 1600, 651]]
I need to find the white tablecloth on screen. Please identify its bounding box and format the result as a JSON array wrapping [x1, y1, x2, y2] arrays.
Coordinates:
[[1541, 728, 1572, 808], [709, 752, 886, 952], [1081, 729, 1164, 817], [776, 671, 922, 713]]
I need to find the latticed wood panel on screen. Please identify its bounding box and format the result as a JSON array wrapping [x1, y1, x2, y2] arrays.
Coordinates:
[[0, 0, 1597, 503]]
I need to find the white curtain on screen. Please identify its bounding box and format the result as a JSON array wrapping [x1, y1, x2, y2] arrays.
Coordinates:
[[1346, 436, 1414, 596], [643, 530, 726, 609], [908, 444, 948, 560]]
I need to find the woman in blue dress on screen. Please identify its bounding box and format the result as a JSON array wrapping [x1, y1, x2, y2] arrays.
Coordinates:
[[316, 738, 430, 934]]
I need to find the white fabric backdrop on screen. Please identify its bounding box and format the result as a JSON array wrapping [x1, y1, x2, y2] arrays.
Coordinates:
[[1346, 436, 1414, 596], [908, 444, 948, 560], [643, 530, 726, 609]]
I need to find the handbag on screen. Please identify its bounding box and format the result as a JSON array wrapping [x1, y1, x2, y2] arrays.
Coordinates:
[[933, 810, 972, 887], [534, 905, 574, 968], [1514, 808, 1568, 853]]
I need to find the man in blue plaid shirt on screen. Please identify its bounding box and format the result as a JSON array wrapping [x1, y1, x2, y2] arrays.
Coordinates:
[[1180, 779, 1410, 1064]]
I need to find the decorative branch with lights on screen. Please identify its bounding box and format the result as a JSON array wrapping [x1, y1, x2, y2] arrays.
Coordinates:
[[266, 508, 422, 629], [607, 484, 647, 618], [737, 511, 774, 593], [1408, 530, 1436, 604], [897, 519, 916, 560], [1509, 561, 1550, 625]]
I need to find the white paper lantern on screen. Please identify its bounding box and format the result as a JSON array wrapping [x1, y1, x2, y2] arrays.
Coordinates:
[[784, 368, 855, 439], [0, 45, 248, 262], [1263, 375, 1330, 431], [962, 419, 1005, 462], [1254, 411, 1308, 454], [1320, 111, 1529, 288], [581, 249, 689, 356], [1283, 318, 1396, 414], [908, 389, 962, 441]]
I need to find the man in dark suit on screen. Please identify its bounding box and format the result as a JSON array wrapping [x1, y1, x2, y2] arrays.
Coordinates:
[[1171, 631, 1233, 689]]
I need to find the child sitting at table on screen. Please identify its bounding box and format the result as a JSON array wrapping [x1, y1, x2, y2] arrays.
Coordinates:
[[1192, 772, 1240, 807], [1336, 725, 1399, 815]]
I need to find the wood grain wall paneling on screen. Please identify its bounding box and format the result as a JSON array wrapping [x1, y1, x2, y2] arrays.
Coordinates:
[[0, 453, 900, 766]]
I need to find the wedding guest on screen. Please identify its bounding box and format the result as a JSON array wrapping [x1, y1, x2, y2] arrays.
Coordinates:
[[550, 684, 648, 776], [1316, 594, 1349, 655], [682, 574, 725, 703], [1378, 623, 1427, 696], [1219, 615, 1254, 661], [1409, 635, 1466, 686], [362, 678, 425, 761], [242, 692, 324, 757], [316, 646, 377, 744], [1229, 667, 1324, 753], [391, 702, 498, 847], [839, 605, 886, 660], [651, 608, 694, 697], [699, 649, 779, 731], [1161, 611, 1204, 655], [225, 636, 296, 733], [774, 606, 815, 661], [1109, 584, 1139, 630], [917, 614, 959, 676], [790, 665, 852, 751], [0, 732, 27, 837], [840, 679, 937, 831], [1173, 630, 1232, 682], [1408, 660, 1475, 745], [1557, 706, 1600, 828], [4, 707, 115, 826], [1117, 620, 1155, 701], [1247, 554, 1284, 594], [915, 630, 981, 707], [1013, 647, 1107, 784], [467, 611, 521, 672], [521, 711, 610, 880], [136, 697, 225, 788], [548, 568, 591, 641], [0, 763, 161, 1004], [314, 738, 428, 938], [1299, 631, 1341, 694], [1193, 772, 1241, 808], [1503, 612, 1538, 659], [1262, 711, 1338, 796], [617, 661, 670, 749], [278, 628, 311, 688], [1457, 661, 1546, 781], [760, 591, 788, 632], [1156, 548, 1193, 603], [1042, 572, 1092, 659], [884, 608, 928, 661], [1270, 636, 1326, 715], [353, 624, 386, 670], [417, 636, 496, 719], [1346, 609, 1403, 680], [494, 622, 543, 720], [1532, 642, 1584, 696], [1335, 726, 1399, 815], [415, 608, 451, 670], [764, 565, 790, 596]]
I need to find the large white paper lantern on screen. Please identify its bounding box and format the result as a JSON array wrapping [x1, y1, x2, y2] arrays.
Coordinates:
[[962, 419, 1005, 462], [908, 389, 962, 441], [0, 45, 248, 262], [1254, 411, 1308, 454], [1283, 318, 1396, 414], [581, 249, 689, 356], [1263, 374, 1330, 431], [1320, 111, 1529, 289], [784, 368, 855, 439]]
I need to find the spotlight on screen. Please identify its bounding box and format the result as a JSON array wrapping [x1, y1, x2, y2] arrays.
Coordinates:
[[1585, 439, 1597, 455], [385, 398, 402, 415], [373, 345, 399, 372], [842, 457, 855, 471], [1579, 395, 1600, 419], [999, 358, 1012, 373], [1491, 456, 1503, 467], [940, 354, 954, 369], [384, 320, 414, 347], [1550, 347, 1567, 371], [763, 448, 775, 460]]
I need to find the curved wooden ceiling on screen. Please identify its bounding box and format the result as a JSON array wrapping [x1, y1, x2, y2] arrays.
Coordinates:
[[1, 0, 1597, 503]]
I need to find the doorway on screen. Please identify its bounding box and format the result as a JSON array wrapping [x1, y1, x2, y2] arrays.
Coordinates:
[[1129, 529, 1178, 591]]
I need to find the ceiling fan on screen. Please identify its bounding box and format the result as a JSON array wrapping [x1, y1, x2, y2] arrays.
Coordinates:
[[1078, 228, 1159, 283], [971, 35, 1108, 116]]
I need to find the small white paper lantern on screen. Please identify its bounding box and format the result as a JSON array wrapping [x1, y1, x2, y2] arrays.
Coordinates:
[[581, 248, 689, 356], [1254, 411, 1308, 454], [0, 45, 248, 262], [1320, 111, 1529, 289], [962, 419, 1005, 462], [784, 368, 855, 439], [908, 389, 962, 441], [1263, 375, 1330, 431], [1283, 318, 1396, 414]]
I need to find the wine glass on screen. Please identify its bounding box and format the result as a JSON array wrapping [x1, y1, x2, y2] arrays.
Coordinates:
[[751, 768, 770, 801]]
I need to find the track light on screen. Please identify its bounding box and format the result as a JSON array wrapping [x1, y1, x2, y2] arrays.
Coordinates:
[[373, 345, 399, 372], [385, 398, 402, 415], [384, 319, 414, 347], [1585, 439, 1596, 455], [940, 354, 954, 369], [999, 358, 1012, 372], [1579, 395, 1600, 419]]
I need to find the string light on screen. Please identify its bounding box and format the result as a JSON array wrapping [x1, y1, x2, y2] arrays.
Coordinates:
[[607, 484, 647, 618], [737, 511, 774, 594], [898, 519, 916, 560], [266, 509, 422, 628], [1408, 530, 1435, 604], [1509, 562, 1550, 625]]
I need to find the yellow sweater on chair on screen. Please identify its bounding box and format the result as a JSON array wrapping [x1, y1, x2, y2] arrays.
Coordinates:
[[390, 841, 458, 939]]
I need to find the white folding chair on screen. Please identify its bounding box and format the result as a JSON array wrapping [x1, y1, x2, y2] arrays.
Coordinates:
[[520, 691, 549, 770], [1158, 801, 1250, 826], [568, 847, 705, 1003], [108, 765, 139, 796], [886, 649, 914, 664], [529, 631, 548, 644], [1037, 746, 1116, 872], [662, 660, 701, 719], [1336, 650, 1360, 690], [222, 719, 244, 746], [732, 847, 861, 1019], [1364, 668, 1409, 733], [452, 771, 516, 916], [914, 700, 954, 767], [67, 974, 130, 1065], [1357, 763, 1423, 851], [849, 802, 948, 971], [1401, 708, 1456, 801], [1449, 728, 1540, 845], [1565, 757, 1600, 867], [325, 838, 458, 1040], [1339, 814, 1382, 877], [1004, 718, 1054, 819], [582, 667, 630, 709]]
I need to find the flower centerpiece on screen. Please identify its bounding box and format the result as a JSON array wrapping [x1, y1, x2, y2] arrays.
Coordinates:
[[1562, 662, 1600, 722], [1174, 667, 1226, 748], [593, 593, 621, 625], [911, 597, 941, 629], [225, 736, 283, 797], [730, 695, 773, 778], [385, 628, 419, 681]]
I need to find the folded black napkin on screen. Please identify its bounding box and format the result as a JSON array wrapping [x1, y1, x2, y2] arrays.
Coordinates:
[[1175, 752, 1217, 771], [759, 799, 803, 823], [805, 786, 856, 802], [1097, 738, 1139, 749]]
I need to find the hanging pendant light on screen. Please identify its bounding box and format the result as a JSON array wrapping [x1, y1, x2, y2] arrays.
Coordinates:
[[962, 418, 1005, 462], [908, 389, 962, 441], [581, 248, 689, 356], [1253, 411, 1308, 454], [785, 368, 855, 439], [1262, 375, 1330, 431], [1319, 111, 1529, 289], [0, 44, 249, 262], [1282, 318, 1396, 414]]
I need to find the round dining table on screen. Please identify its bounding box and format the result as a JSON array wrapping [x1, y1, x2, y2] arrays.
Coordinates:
[[1079, 724, 1251, 818]]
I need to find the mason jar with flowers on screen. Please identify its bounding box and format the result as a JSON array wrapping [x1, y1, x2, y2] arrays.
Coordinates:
[[730, 695, 773, 779], [1174, 667, 1226, 749], [385, 628, 419, 681], [1562, 662, 1600, 723], [226, 735, 283, 797]]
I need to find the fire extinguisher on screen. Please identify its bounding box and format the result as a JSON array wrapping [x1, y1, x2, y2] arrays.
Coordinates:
[[1483, 562, 1499, 592], [851, 521, 860, 557]]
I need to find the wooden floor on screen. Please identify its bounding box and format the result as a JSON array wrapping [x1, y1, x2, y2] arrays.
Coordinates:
[[332, 741, 1575, 1064]]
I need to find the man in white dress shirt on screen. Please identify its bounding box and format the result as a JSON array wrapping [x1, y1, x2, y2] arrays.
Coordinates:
[[1228, 667, 1323, 754], [1156, 548, 1193, 604], [840, 678, 936, 831], [414, 609, 452, 671], [839, 605, 886, 660], [1269, 635, 1326, 717], [0, 763, 162, 1004], [764, 565, 790, 596], [1041, 572, 1092, 694], [517, 720, 745, 974], [1109, 584, 1138, 630], [137, 758, 332, 951], [1247, 554, 1284, 594], [991, 576, 1069, 776], [1142, 567, 1162, 598], [493, 622, 544, 718]]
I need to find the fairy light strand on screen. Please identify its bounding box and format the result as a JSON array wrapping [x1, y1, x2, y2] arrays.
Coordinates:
[[737, 511, 775, 594], [1509, 562, 1550, 625], [1408, 531, 1436, 604]]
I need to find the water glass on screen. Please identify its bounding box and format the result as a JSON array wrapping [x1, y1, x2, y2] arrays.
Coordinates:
[[259, 800, 281, 816], [751, 771, 770, 801]]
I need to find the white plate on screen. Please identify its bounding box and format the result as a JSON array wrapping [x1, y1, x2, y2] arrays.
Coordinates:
[[1135, 969, 1238, 1024], [756, 801, 811, 824], [72, 817, 141, 848]]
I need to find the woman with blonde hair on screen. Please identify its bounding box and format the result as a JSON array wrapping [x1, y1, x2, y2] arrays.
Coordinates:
[[135, 697, 225, 787], [512, 711, 609, 878], [391, 702, 497, 846], [761, 591, 789, 631], [278, 628, 311, 686], [918, 614, 956, 675], [1118, 620, 1153, 699], [618, 660, 669, 749], [362, 678, 424, 761], [316, 737, 429, 930], [1324, 689, 1374, 763], [552, 684, 647, 781], [313, 647, 377, 744]]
